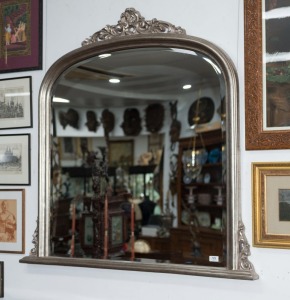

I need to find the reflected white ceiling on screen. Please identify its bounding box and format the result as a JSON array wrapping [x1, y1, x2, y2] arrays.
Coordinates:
[[53, 47, 222, 109]]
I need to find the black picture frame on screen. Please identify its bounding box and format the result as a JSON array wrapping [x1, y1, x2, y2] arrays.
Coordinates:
[[0, 134, 30, 185], [0, 76, 32, 129], [0, 261, 3, 298]]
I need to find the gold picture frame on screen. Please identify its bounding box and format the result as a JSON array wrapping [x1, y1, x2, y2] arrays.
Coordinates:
[[244, 0, 290, 149], [253, 162, 290, 248]]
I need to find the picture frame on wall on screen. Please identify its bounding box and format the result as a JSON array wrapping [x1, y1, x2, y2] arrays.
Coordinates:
[[252, 162, 290, 248], [0, 76, 32, 129], [108, 140, 134, 168], [245, 0, 290, 150], [0, 0, 42, 73], [0, 134, 30, 185], [0, 189, 25, 254]]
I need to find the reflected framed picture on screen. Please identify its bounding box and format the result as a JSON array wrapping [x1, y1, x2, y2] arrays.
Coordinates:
[[0, 0, 42, 73], [252, 162, 290, 248], [0, 134, 30, 185], [245, 0, 290, 149], [0, 76, 32, 129], [0, 189, 25, 254], [108, 140, 134, 167]]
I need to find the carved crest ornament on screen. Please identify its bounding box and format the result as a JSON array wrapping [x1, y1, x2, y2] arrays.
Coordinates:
[[82, 7, 186, 45]]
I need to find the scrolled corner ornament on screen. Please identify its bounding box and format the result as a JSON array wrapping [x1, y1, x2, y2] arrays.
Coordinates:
[[29, 218, 39, 256], [238, 221, 255, 271], [82, 8, 186, 46]]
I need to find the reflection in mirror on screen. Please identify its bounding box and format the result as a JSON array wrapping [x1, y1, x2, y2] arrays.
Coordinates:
[[51, 47, 226, 264], [20, 8, 258, 279]]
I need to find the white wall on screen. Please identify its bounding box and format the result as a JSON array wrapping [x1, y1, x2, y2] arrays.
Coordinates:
[[1, 0, 290, 299]]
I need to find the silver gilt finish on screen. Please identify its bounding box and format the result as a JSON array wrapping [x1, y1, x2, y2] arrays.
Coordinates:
[[20, 8, 258, 280]]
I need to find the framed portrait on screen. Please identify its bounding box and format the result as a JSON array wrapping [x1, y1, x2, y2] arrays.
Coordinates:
[[0, 0, 42, 73], [245, 0, 290, 149], [0, 189, 25, 254], [252, 162, 290, 248], [0, 76, 32, 129], [0, 134, 30, 185], [108, 140, 134, 167]]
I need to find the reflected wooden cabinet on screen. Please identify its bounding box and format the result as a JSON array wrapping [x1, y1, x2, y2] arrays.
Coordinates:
[[51, 195, 128, 258], [176, 129, 226, 264]]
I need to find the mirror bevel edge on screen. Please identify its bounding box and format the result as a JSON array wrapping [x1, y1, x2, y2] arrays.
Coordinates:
[[20, 31, 258, 280]]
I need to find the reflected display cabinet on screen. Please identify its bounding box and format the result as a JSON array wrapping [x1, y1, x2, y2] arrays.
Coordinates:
[[177, 129, 226, 265]]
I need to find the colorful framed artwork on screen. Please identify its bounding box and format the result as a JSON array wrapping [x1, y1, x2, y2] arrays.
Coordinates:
[[108, 140, 134, 167], [0, 76, 32, 129], [252, 162, 290, 248], [0, 134, 30, 185], [0, 189, 25, 253], [0, 0, 42, 73], [244, 0, 290, 149]]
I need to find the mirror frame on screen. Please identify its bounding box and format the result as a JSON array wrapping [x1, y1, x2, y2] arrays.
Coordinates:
[[20, 8, 258, 280]]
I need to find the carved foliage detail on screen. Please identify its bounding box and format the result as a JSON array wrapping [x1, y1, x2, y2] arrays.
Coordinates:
[[238, 221, 255, 271], [82, 8, 186, 46]]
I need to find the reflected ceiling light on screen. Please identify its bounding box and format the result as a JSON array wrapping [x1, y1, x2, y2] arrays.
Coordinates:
[[170, 48, 197, 56], [109, 78, 120, 83], [53, 97, 70, 103], [203, 57, 221, 74], [99, 53, 111, 59], [183, 84, 192, 90]]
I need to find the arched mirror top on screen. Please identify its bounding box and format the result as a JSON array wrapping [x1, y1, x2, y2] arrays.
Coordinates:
[[20, 8, 258, 280]]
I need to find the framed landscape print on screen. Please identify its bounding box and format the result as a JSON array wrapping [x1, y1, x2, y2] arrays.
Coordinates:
[[0, 134, 30, 185], [252, 162, 290, 248], [0, 76, 32, 129], [0, 189, 25, 254], [245, 0, 290, 149], [0, 0, 42, 73]]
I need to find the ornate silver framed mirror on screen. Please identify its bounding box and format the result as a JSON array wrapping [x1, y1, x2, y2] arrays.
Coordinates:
[[20, 8, 258, 280]]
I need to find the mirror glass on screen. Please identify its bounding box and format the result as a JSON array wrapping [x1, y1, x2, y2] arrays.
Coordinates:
[[50, 46, 226, 265], [20, 8, 257, 279]]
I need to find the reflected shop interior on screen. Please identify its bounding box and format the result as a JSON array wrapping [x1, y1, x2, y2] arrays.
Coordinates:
[[50, 46, 227, 266]]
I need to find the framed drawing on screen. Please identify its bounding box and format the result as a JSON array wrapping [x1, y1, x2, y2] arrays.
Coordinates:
[[0, 134, 30, 185], [245, 0, 290, 149], [108, 140, 134, 167], [252, 162, 290, 248], [0, 189, 25, 253], [0, 0, 42, 73], [0, 76, 32, 129]]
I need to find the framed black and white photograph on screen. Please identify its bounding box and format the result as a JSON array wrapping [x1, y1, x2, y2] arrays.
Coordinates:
[[0, 134, 30, 185], [0, 76, 32, 129]]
